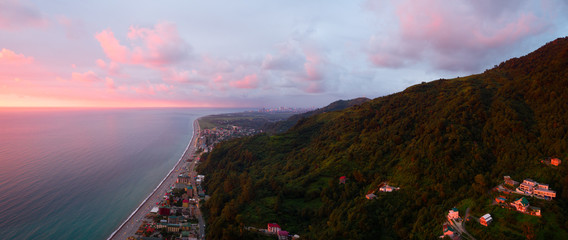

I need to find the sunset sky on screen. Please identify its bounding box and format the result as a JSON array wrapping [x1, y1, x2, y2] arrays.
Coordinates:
[[1, 0, 567, 108]]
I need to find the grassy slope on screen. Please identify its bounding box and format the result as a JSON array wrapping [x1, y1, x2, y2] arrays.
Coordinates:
[[198, 37, 568, 240]]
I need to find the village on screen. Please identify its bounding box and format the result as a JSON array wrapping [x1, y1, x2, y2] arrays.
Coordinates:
[[441, 158, 561, 239], [197, 126, 261, 152], [126, 160, 208, 240]]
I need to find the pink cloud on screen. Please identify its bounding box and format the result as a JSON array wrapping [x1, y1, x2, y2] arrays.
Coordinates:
[[95, 29, 130, 63], [105, 77, 116, 89], [0, 0, 47, 30], [230, 74, 259, 89], [366, 0, 547, 71], [131, 83, 173, 95], [0, 48, 34, 64], [71, 71, 102, 82], [127, 23, 190, 67], [95, 23, 190, 68], [303, 51, 323, 81], [96, 59, 123, 76]]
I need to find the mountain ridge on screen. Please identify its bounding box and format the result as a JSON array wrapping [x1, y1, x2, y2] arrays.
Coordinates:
[[198, 37, 568, 239]]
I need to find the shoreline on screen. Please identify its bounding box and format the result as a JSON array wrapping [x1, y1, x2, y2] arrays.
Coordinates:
[[107, 118, 201, 240]]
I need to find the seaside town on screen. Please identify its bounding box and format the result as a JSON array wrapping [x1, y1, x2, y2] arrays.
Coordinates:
[[197, 126, 261, 153], [111, 118, 307, 240], [441, 158, 561, 239]]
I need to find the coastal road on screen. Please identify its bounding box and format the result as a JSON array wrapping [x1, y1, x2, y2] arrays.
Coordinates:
[[108, 120, 200, 240], [187, 152, 206, 239]]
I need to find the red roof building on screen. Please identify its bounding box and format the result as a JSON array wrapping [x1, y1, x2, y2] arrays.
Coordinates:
[[267, 223, 281, 233], [339, 176, 346, 184], [551, 158, 562, 166]]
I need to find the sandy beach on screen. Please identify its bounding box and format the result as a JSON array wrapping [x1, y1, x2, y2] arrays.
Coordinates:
[[107, 119, 201, 240]]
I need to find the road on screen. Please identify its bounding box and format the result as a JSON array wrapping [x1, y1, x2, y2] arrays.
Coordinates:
[[108, 120, 201, 240]]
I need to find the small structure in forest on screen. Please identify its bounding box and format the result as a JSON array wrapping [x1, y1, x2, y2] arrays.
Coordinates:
[[480, 214, 493, 226]]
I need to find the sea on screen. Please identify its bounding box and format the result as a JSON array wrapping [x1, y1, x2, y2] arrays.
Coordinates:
[[0, 108, 242, 240]]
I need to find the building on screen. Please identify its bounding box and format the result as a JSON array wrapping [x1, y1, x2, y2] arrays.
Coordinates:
[[517, 179, 538, 193], [150, 206, 159, 214], [480, 214, 493, 226], [168, 216, 181, 224], [366, 193, 377, 199], [339, 176, 346, 184], [551, 158, 562, 166], [268, 223, 281, 233], [182, 199, 190, 208], [277, 230, 289, 240], [447, 207, 459, 220], [443, 223, 459, 240], [495, 196, 507, 204], [177, 174, 191, 184], [158, 206, 171, 216], [512, 197, 530, 212], [531, 207, 542, 216], [167, 224, 180, 233], [504, 176, 517, 186], [533, 188, 556, 200], [515, 178, 556, 200], [379, 182, 400, 192]]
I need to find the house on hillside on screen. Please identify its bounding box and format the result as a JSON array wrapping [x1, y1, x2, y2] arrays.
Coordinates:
[[443, 223, 459, 240], [480, 214, 493, 226], [512, 197, 530, 213], [366, 193, 377, 200], [517, 179, 538, 193], [515, 178, 556, 200], [339, 176, 346, 184], [495, 196, 507, 204], [267, 223, 281, 233], [378, 182, 400, 192], [504, 176, 518, 186], [531, 206, 542, 216], [447, 207, 460, 221], [551, 158, 562, 166]]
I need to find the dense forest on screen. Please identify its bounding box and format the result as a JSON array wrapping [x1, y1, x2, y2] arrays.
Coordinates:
[[197, 37, 568, 239], [264, 97, 370, 133]]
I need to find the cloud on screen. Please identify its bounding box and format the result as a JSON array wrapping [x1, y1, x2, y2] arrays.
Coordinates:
[[105, 77, 116, 89], [95, 30, 130, 63], [131, 83, 173, 95], [127, 23, 191, 67], [57, 16, 85, 39], [0, 0, 47, 30], [71, 71, 102, 82], [96, 59, 122, 76], [366, 0, 549, 71], [0, 48, 34, 64], [95, 22, 191, 68], [230, 74, 259, 89]]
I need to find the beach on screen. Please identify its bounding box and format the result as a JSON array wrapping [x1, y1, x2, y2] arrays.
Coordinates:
[[108, 119, 202, 240]]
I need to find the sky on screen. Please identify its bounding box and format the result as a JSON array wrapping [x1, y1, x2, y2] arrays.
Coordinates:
[[1, 0, 567, 108]]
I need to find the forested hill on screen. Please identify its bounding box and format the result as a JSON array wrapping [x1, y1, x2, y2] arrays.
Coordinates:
[[264, 97, 370, 133], [197, 37, 568, 239]]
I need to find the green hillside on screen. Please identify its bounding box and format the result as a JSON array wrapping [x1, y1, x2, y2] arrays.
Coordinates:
[[264, 97, 370, 133], [197, 37, 568, 240]]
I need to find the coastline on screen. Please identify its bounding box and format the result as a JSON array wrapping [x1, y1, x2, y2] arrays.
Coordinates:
[[107, 119, 201, 240]]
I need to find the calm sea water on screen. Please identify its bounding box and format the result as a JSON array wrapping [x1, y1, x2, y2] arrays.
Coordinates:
[[0, 108, 239, 240]]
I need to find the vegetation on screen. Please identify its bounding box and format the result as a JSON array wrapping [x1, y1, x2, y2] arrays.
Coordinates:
[[264, 97, 370, 133], [197, 37, 568, 239], [198, 111, 299, 130]]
